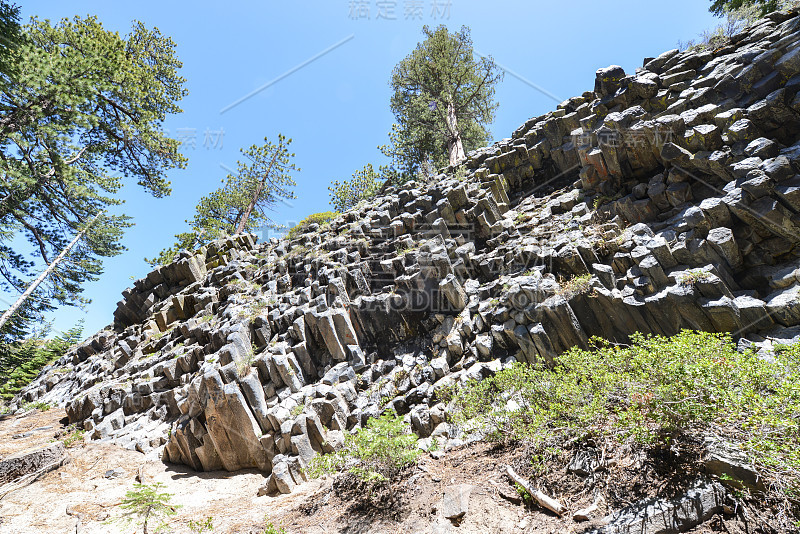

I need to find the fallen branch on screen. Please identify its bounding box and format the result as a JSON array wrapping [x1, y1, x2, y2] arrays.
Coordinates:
[[505, 465, 565, 516], [573, 494, 602, 521], [0, 456, 69, 500]]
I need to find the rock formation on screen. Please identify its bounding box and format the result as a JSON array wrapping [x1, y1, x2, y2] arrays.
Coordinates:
[[13, 7, 800, 497]]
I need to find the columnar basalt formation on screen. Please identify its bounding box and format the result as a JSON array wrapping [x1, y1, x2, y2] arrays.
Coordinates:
[[15, 8, 800, 496]]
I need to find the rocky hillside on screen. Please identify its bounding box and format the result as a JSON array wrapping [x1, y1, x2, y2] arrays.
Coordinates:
[[11, 5, 800, 526]]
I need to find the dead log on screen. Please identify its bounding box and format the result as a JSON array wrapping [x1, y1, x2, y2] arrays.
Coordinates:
[[505, 465, 565, 516]]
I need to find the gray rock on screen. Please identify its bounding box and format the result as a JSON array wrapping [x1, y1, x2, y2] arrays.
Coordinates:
[[0, 442, 67, 485], [268, 456, 295, 495], [440, 274, 468, 312], [474, 334, 493, 357], [706, 227, 742, 270], [411, 405, 433, 438], [765, 287, 800, 327], [592, 479, 726, 534], [441, 484, 474, 522], [703, 436, 764, 492]]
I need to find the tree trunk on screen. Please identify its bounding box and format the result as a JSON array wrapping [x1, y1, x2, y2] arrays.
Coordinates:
[[234, 150, 280, 235], [143, 506, 151, 534], [446, 102, 465, 166], [234, 179, 266, 235], [0, 212, 102, 332]]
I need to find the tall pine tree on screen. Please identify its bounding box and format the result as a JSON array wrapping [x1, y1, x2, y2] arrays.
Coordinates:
[[147, 136, 298, 266], [0, 15, 187, 332], [385, 25, 502, 181]]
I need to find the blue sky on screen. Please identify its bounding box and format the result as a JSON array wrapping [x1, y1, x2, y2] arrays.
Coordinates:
[[19, 0, 720, 337]]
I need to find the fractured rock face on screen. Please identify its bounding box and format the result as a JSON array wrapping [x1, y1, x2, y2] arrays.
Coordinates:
[[13, 8, 800, 495], [0, 442, 68, 486], [592, 479, 727, 534]]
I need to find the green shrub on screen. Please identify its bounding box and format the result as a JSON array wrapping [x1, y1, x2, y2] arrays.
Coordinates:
[[113, 482, 179, 534], [61, 425, 86, 449], [309, 412, 420, 483], [262, 520, 286, 534], [188, 515, 214, 533], [678, 268, 712, 287], [451, 330, 800, 493], [22, 401, 52, 412], [286, 211, 339, 240], [328, 163, 383, 212], [556, 274, 593, 299]]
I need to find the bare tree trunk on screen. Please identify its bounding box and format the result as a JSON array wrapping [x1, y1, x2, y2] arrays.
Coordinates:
[[0, 212, 101, 332], [234, 179, 266, 235], [446, 102, 465, 165], [234, 151, 280, 235]]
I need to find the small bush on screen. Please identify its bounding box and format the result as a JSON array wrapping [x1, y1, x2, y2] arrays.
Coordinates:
[[556, 274, 593, 299], [286, 211, 339, 240], [234, 352, 255, 379], [592, 193, 621, 209], [113, 482, 179, 534], [515, 212, 533, 223], [22, 401, 52, 412], [309, 412, 420, 483], [188, 515, 214, 533], [262, 519, 286, 534], [451, 330, 800, 494], [151, 326, 175, 341], [678, 268, 712, 287]]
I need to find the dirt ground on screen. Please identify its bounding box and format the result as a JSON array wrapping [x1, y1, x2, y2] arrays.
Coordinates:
[[0, 408, 768, 534]]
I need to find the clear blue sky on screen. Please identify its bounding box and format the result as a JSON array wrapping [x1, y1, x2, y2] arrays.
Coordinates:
[[20, 0, 720, 337]]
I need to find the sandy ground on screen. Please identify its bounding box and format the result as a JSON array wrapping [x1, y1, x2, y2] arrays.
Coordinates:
[[0, 409, 566, 534], [0, 409, 322, 534], [0, 409, 756, 534]]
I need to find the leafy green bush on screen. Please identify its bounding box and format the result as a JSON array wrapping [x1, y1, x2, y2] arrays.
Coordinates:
[[21, 401, 52, 412], [188, 515, 214, 533], [677, 268, 713, 287], [286, 211, 339, 240], [61, 425, 86, 448], [309, 412, 420, 483], [328, 163, 384, 213], [262, 519, 286, 534], [451, 330, 800, 492], [556, 274, 593, 299]]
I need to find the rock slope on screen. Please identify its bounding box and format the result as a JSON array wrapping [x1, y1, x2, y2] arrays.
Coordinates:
[[14, 7, 800, 499]]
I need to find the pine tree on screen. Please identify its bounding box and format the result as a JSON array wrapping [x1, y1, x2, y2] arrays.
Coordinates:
[[386, 25, 502, 180], [0, 321, 82, 400], [328, 163, 384, 212], [0, 15, 187, 331], [0, 1, 22, 81], [147, 136, 298, 266], [709, 0, 779, 16]]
